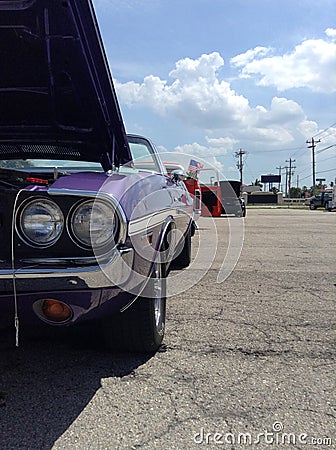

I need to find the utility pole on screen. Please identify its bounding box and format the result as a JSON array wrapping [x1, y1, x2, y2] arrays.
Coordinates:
[[234, 149, 247, 185], [306, 137, 320, 191], [285, 158, 296, 196], [284, 166, 289, 197], [276, 165, 282, 191]]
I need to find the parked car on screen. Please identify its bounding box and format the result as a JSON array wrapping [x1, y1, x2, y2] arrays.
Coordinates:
[[0, 0, 194, 352], [308, 192, 332, 210], [200, 175, 246, 218], [219, 180, 246, 217], [325, 186, 336, 211]]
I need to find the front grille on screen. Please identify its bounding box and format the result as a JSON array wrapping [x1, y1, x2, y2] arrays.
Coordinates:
[[0, 143, 83, 160], [0, 190, 16, 264]]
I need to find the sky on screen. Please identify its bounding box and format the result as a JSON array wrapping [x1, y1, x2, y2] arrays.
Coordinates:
[[92, 0, 336, 188]]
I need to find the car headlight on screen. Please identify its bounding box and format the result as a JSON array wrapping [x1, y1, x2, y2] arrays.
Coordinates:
[[19, 199, 64, 247], [70, 199, 119, 248]]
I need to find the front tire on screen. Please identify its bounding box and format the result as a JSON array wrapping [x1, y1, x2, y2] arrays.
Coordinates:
[[102, 257, 167, 353], [171, 227, 192, 269], [309, 203, 316, 210]]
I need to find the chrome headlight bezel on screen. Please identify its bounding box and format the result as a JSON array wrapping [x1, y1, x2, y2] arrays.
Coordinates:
[[68, 198, 122, 250], [16, 198, 64, 248]]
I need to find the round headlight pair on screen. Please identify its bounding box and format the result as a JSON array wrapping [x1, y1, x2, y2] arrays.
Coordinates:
[[18, 198, 119, 249]]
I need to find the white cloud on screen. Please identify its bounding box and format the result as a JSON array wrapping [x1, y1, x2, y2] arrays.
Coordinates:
[[231, 29, 336, 93], [174, 142, 226, 157], [254, 97, 305, 127], [115, 52, 251, 129], [240, 97, 309, 146], [169, 52, 224, 83], [115, 52, 318, 150], [230, 46, 272, 68], [325, 28, 336, 40], [173, 143, 224, 172], [160, 147, 224, 174], [205, 136, 238, 149], [297, 120, 319, 138]]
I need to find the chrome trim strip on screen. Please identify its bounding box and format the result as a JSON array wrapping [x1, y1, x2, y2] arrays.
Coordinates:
[[0, 254, 118, 278], [20, 256, 104, 266], [19, 246, 132, 266], [0, 248, 134, 291], [128, 208, 188, 236]]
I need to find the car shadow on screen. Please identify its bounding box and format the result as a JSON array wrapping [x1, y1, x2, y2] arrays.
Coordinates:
[[0, 323, 152, 449]]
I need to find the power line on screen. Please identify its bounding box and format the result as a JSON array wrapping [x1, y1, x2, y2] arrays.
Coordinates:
[[244, 160, 259, 183], [316, 144, 336, 154], [300, 167, 336, 182], [317, 155, 336, 164], [313, 121, 336, 139], [315, 168, 336, 174], [249, 145, 305, 154], [294, 145, 336, 177]]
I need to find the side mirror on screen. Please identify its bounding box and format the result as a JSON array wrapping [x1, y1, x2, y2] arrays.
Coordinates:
[[171, 169, 187, 181]]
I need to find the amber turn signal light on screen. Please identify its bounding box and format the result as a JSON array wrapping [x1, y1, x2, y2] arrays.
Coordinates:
[[42, 299, 72, 322]]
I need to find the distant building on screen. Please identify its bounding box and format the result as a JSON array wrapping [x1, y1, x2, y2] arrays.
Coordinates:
[[241, 185, 262, 193]]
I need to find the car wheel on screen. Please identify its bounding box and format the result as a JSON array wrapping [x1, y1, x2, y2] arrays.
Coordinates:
[[102, 256, 167, 353], [235, 207, 244, 217], [171, 227, 192, 269], [309, 203, 316, 210]]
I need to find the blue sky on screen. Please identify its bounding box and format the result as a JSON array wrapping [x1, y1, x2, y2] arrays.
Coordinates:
[[93, 0, 336, 188]]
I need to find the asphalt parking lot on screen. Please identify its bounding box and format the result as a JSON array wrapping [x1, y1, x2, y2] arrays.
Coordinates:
[[0, 208, 335, 449]]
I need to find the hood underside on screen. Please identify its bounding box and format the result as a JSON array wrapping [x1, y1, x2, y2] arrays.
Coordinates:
[[0, 0, 132, 169]]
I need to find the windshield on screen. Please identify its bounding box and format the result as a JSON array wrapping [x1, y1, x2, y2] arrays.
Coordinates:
[[0, 136, 162, 174]]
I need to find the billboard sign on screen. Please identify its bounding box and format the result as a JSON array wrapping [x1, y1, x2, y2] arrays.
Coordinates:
[[261, 175, 281, 183]]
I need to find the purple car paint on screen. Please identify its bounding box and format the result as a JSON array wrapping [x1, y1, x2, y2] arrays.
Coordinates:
[[0, 0, 195, 353]]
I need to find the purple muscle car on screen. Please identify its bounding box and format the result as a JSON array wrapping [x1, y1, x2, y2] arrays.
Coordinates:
[[0, 0, 195, 352]]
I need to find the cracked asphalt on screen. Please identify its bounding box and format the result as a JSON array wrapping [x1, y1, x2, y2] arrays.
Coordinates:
[[0, 208, 335, 449]]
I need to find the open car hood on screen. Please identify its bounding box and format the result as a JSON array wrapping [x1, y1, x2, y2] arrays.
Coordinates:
[[0, 0, 132, 170]]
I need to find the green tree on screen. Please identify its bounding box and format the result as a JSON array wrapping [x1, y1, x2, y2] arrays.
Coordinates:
[[251, 178, 263, 187], [289, 187, 302, 198]]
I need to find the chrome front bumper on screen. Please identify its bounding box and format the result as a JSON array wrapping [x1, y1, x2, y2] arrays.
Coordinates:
[[0, 247, 134, 294]]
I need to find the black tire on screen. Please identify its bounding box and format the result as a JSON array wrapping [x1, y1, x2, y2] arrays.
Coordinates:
[[309, 203, 316, 210], [102, 257, 166, 353], [235, 206, 244, 217], [172, 227, 192, 269]]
